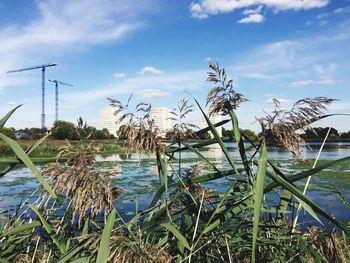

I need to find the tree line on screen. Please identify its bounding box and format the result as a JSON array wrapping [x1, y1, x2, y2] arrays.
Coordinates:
[[0, 118, 115, 140]]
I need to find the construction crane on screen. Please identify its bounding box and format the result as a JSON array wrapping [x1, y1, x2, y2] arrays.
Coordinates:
[[6, 63, 57, 131], [48, 79, 73, 121]]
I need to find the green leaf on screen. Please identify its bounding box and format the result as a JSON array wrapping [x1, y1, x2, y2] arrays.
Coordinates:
[[294, 196, 322, 226], [229, 110, 240, 143], [0, 105, 22, 128], [194, 99, 239, 176], [28, 204, 66, 253], [96, 209, 116, 263], [0, 134, 57, 198], [183, 142, 219, 171], [161, 223, 191, 250], [266, 166, 349, 234], [57, 245, 86, 263], [252, 145, 267, 263], [1, 220, 59, 237], [0, 133, 50, 177]]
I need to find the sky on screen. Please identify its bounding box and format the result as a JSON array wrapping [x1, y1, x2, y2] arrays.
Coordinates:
[[0, 0, 350, 132]]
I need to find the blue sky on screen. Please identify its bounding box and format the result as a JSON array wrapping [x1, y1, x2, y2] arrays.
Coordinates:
[[0, 0, 350, 132]]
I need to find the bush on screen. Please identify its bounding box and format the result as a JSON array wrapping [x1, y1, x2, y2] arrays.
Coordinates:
[[51, 120, 77, 140]]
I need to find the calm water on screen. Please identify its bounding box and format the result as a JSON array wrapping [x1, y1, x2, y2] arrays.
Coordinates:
[[1, 142, 350, 225]]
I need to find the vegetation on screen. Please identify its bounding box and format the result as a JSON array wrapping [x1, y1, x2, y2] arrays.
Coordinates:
[[0, 63, 349, 262]]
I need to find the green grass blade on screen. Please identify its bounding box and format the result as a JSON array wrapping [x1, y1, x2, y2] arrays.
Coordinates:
[[251, 145, 267, 263], [27, 133, 51, 155], [1, 220, 59, 237], [266, 166, 349, 234], [0, 133, 50, 177], [231, 112, 252, 177], [194, 99, 239, 175], [294, 196, 322, 226], [161, 223, 191, 250], [0, 133, 57, 198], [229, 110, 240, 143], [70, 258, 91, 263], [28, 204, 66, 253], [57, 244, 86, 263], [264, 156, 350, 192], [0, 105, 22, 128], [96, 209, 116, 263], [183, 142, 219, 171]]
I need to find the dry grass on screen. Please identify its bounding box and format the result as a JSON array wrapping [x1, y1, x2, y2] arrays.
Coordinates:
[[168, 96, 198, 142], [108, 95, 162, 155], [178, 165, 215, 203], [305, 227, 350, 263], [43, 141, 122, 225], [256, 97, 336, 156], [206, 62, 248, 116], [78, 228, 172, 263]]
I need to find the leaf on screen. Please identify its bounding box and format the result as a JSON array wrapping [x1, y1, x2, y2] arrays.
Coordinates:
[[0, 105, 22, 128], [294, 196, 322, 226], [251, 145, 267, 263], [96, 209, 116, 263], [57, 245, 86, 263], [161, 223, 191, 250], [28, 204, 66, 253], [1, 220, 59, 237], [194, 99, 239, 176], [266, 166, 348, 234], [0, 133, 57, 198], [229, 110, 240, 143], [183, 142, 219, 171], [0, 133, 50, 177]]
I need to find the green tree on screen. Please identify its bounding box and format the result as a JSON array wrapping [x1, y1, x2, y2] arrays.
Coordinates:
[[51, 120, 77, 140], [242, 129, 258, 142], [93, 129, 112, 140], [0, 127, 16, 140]]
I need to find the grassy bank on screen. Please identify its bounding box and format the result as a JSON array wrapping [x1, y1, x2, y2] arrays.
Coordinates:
[[0, 139, 124, 158]]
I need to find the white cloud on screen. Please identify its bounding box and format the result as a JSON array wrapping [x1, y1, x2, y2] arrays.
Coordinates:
[[5, 101, 17, 106], [190, 0, 329, 19], [0, 0, 156, 90], [243, 5, 263, 15], [136, 89, 169, 99], [63, 70, 205, 107], [289, 79, 315, 87], [138, 66, 164, 75], [114, 72, 126, 79], [238, 13, 265, 24], [289, 78, 337, 87], [334, 6, 350, 14]]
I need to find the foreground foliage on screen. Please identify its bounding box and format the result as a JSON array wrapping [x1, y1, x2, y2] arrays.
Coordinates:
[[0, 64, 350, 262]]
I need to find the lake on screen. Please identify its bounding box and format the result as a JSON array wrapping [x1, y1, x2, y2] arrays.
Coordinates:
[[1, 142, 350, 227]]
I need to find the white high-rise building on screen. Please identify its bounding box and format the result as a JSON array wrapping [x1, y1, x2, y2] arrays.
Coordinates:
[[201, 108, 222, 138], [99, 107, 120, 137], [149, 107, 173, 137]]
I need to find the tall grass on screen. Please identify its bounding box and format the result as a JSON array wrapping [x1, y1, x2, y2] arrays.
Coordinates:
[[1, 64, 350, 262]]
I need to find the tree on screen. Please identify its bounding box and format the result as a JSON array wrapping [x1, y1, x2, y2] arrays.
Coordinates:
[[93, 128, 113, 140], [0, 127, 16, 140], [51, 120, 77, 140], [241, 129, 258, 142], [303, 127, 339, 140]]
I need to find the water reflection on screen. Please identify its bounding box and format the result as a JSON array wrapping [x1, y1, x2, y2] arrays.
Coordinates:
[[0, 142, 350, 221]]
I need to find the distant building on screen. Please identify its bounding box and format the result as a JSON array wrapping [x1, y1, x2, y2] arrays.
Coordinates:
[[14, 131, 32, 139], [149, 107, 173, 137], [201, 108, 222, 138], [99, 107, 120, 137]]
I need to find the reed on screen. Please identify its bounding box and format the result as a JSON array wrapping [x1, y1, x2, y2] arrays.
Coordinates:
[[0, 63, 349, 262]]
